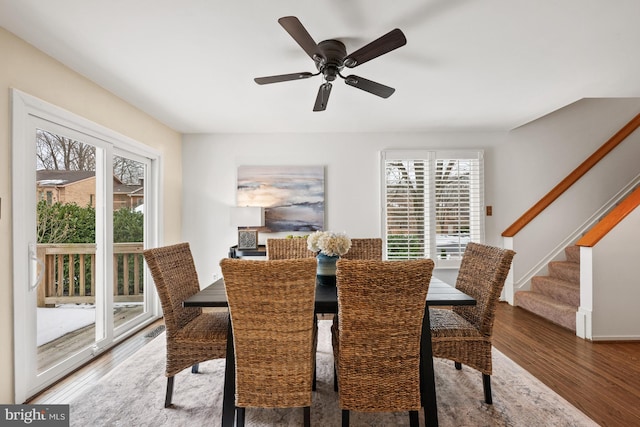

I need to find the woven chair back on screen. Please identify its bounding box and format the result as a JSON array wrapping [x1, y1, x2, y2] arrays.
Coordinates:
[[220, 257, 317, 408], [266, 238, 315, 260], [341, 238, 383, 260], [143, 242, 202, 336], [453, 242, 516, 336], [334, 258, 434, 412]]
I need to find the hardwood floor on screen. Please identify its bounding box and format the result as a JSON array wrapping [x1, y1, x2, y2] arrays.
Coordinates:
[[29, 304, 640, 426], [493, 302, 640, 427]]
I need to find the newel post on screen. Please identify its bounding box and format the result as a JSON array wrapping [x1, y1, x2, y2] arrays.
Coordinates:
[[502, 237, 515, 304]]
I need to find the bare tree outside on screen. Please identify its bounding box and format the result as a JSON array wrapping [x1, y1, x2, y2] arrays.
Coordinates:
[[36, 129, 95, 171], [113, 155, 144, 185], [37, 130, 144, 185]]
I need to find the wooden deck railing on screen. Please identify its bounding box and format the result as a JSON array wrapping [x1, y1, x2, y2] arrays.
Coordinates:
[[36, 242, 145, 307], [502, 113, 640, 237]]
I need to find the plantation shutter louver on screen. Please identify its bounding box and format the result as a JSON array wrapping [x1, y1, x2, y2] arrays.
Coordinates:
[[382, 151, 433, 260], [382, 150, 484, 267]]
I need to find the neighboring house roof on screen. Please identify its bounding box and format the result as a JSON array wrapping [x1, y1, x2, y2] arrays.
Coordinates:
[[36, 170, 144, 196], [36, 170, 95, 187], [113, 182, 144, 196]]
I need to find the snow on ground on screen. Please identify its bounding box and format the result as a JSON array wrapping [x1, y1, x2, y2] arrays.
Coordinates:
[[37, 303, 144, 346], [37, 304, 96, 346]]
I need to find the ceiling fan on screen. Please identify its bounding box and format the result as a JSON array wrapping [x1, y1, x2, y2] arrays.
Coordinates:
[[254, 16, 407, 111]]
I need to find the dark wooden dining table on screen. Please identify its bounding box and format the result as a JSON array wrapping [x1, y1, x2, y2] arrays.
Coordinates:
[[184, 277, 476, 427]]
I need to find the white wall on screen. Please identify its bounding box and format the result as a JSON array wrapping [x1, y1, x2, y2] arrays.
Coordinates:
[[183, 99, 640, 292], [590, 207, 640, 340], [182, 131, 507, 286], [0, 28, 182, 403]]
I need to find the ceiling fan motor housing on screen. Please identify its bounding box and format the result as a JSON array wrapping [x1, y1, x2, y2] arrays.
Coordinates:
[[315, 39, 346, 81]]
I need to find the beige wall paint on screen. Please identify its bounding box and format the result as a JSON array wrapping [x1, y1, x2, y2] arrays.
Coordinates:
[[0, 28, 182, 403]]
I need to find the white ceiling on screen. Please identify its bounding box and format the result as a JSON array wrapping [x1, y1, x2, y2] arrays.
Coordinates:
[[2, 0, 640, 134]]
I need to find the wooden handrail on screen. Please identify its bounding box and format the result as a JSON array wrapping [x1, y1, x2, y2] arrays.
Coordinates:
[[576, 185, 640, 247], [502, 113, 640, 237]]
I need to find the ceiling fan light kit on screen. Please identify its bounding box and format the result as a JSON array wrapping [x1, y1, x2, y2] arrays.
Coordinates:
[[254, 16, 406, 111]]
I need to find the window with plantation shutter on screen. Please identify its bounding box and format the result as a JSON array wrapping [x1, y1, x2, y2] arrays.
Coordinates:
[[381, 150, 484, 267]]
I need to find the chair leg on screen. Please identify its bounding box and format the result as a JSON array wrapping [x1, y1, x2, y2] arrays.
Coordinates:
[[236, 407, 245, 427], [454, 361, 462, 370], [341, 409, 349, 427], [303, 406, 311, 427], [313, 364, 317, 391], [191, 363, 199, 373], [313, 316, 318, 391], [483, 373, 492, 404], [409, 410, 419, 427], [164, 376, 174, 408]]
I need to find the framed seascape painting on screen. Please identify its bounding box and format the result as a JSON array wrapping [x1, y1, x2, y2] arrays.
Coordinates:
[[237, 165, 325, 232]]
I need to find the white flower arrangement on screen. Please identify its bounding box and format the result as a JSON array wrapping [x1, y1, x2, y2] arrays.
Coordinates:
[[307, 231, 351, 257]]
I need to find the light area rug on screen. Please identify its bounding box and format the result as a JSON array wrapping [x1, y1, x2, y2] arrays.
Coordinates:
[[69, 320, 597, 426]]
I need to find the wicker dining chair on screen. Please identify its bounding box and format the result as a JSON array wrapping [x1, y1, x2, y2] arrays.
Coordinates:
[[429, 242, 515, 404], [220, 257, 318, 427], [143, 242, 228, 408], [266, 236, 323, 390], [332, 258, 434, 427], [266, 238, 316, 260], [340, 238, 383, 260]]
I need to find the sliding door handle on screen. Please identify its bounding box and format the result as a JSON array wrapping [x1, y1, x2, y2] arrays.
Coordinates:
[[28, 243, 44, 292]]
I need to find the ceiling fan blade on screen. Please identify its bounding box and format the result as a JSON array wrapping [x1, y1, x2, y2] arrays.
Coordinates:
[[344, 75, 395, 98], [343, 28, 407, 68], [278, 16, 321, 61], [254, 72, 314, 85], [313, 83, 332, 111]]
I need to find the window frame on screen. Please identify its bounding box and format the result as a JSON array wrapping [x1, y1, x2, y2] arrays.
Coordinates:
[[381, 149, 485, 268]]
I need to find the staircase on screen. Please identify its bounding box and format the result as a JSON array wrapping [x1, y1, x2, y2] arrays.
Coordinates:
[[514, 245, 580, 331]]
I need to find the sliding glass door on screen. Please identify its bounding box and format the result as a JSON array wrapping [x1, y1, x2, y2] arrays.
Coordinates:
[[112, 152, 151, 336], [34, 128, 102, 378], [12, 90, 161, 402]]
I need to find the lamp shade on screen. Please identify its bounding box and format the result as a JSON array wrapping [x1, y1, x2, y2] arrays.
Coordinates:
[[230, 206, 265, 227]]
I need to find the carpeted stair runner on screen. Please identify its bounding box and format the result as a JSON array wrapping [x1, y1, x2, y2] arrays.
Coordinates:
[[515, 245, 580, 331]]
